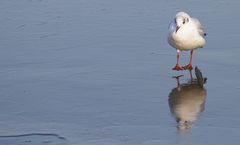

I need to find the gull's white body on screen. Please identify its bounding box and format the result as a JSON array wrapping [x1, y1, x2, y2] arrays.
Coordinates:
[[168, 12, 206, 51]]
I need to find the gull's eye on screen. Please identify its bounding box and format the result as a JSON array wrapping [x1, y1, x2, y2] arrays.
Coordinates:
[[183, 18, 189, 24]]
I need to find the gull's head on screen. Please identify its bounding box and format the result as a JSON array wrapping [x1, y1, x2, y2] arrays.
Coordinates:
[[175, 12, 190, 33]]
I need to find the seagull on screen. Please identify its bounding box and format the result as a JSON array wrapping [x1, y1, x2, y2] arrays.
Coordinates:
[[168, 12, 206, 71]]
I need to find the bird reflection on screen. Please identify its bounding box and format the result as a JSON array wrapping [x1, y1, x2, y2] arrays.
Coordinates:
[[168, 69, 207, 131]]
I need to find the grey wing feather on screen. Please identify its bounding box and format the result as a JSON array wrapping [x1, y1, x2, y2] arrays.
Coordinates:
[[192, 17, 206, 37], [168, 20, 176, 33]]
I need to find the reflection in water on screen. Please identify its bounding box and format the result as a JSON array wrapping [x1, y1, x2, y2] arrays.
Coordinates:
[[168, 69, 207, 131]]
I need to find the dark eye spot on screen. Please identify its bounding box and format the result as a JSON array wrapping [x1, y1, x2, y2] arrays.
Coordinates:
[[183, 20, 185, 24]]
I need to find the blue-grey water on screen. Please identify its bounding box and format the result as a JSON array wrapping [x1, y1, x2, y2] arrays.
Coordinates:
[[1, 0, 240, 145]]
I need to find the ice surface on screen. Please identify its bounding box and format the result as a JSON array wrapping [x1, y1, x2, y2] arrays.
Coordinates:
[[1, 0, 240, 145]]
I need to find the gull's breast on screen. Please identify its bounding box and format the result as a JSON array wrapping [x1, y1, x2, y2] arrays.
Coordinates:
[[168, 23, 205, 50]]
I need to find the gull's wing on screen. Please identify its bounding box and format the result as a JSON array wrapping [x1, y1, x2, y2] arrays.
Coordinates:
[[168, 20, 176, 33], [192, 17, 206, 37]]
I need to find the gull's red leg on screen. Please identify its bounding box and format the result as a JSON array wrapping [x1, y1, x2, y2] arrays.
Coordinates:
[[172, 50, 183, 71], [183, 50, 193, 70]]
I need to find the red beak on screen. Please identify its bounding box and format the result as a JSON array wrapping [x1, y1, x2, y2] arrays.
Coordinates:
[[176, 26, 180, 33]]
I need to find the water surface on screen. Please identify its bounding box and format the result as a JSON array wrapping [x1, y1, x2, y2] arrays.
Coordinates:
[[0, 0, 240, 144]]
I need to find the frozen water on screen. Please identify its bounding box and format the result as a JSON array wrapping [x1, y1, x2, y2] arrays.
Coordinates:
[[1, 0, 240, 145]]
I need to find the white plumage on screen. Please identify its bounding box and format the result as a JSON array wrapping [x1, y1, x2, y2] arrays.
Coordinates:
[[168, 12, 206, 71]]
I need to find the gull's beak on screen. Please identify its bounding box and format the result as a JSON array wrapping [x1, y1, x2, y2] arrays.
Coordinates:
[[176, 26, 180, 33]]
